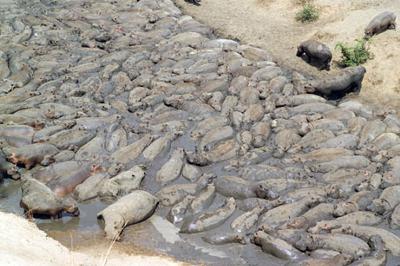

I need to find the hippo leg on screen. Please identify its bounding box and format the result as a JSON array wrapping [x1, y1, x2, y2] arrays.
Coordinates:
[[185, 0, 200, 5], [318, 62, 329, 71], [25, 161, 34, 170], [322, 59, 331, 71], [352, 81, 362, 94], [25, 210, 34, 220]]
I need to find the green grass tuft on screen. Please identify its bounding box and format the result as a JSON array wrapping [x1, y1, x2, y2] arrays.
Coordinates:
[[296, 4, 319, 23], [335, 39, 373, 67]]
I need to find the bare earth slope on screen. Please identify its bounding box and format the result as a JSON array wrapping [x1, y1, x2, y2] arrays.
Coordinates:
[[175, 0, 400, 107], [0, 211, 184, 266]]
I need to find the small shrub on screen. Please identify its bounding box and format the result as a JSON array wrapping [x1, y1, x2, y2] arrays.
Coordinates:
[[296, 4, 319, 23], [335, 39, 373, 67]]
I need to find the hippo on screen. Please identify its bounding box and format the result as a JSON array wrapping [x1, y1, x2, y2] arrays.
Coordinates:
[[185, 0, 201, 5], [365, 11, 397, 37], [304, 66, 366, 100], [296, 40, 332, 70], [20, 178, 79, 219]]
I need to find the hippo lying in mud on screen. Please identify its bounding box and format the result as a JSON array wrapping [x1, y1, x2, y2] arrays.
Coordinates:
[[97, 190, 159, 240], [185, 0, 201, 6], [365, 11, 397, 37], [304, 66, 366, 100], [20, 178, 79, 219], [296, 40, 332, 70]]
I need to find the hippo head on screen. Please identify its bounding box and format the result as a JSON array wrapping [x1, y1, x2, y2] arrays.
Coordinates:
[[251, 231, 263, 245], [63, 198, 79, 216], [333, 202, 357, 217], [296, 47, 303, 57], [303, 82, 316, 93], [255, 184, 279, 200], [359, 65, 367, 75], [364, 29, 373, 38], [287, 216, 308, 229], [7, 153, 19, 165], [367, 199, 387, 215], [91, 164, 104, 174], [34, 120, 45, 130], [100, 213, 125, 240], [64, 205, 80, 216]]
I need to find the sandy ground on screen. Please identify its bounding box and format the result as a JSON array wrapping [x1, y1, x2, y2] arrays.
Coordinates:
[[175, 0, 400, 108], [0, 211, 187, 266]]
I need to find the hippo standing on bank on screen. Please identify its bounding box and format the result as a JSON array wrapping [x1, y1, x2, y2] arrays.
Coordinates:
[[304, 66, 366, 100], [185, 0, 201, 6], [365, 11, 397, 37], [296, 40, 332, 70]]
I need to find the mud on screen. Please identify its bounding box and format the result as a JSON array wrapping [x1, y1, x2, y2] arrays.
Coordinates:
[[0, 0, 400, 265]]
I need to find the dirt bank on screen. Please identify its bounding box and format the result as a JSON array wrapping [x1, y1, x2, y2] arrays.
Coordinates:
[[0, 212, 186, 266], [175, 0, 400, 108]]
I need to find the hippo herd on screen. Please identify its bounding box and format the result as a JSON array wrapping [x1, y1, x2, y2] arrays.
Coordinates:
[[296, 11, 396, 99], [1, 0, 400, 265]]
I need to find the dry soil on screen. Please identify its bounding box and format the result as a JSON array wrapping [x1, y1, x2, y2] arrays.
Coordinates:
[[175, 0, 400, 108]]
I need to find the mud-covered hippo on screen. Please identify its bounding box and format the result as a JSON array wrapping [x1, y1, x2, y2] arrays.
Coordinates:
[[296, 40, 332, 70], [365, 11, 396, 37], [305, 66, 366, 100], [20, 178, 79, 218]]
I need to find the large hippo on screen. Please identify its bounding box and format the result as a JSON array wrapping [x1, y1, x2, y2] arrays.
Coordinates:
[[296, 40, 332, 70], [365, 11, 396, 37], [304, 66, 366, 100], [20, 178, 79, 219]]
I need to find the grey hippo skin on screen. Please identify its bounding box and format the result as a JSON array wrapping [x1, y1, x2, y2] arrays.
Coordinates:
[[365, 11, 397, 37], [296, 40, 332, 70], [305, 66, 366, 100]]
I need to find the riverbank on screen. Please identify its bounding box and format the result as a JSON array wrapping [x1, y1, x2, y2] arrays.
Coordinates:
[[0, 212, 185, 266]]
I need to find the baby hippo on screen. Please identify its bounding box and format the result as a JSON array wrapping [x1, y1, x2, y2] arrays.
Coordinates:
[[305, 66, 366, 100], [365, 11, 396, 37], [296, 40, 332, 70]]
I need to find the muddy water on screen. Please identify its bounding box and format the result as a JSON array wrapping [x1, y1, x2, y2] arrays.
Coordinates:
[[0, 135, 282, 265], [0, 179, 282, 265], [1, 0, 400, 265]]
